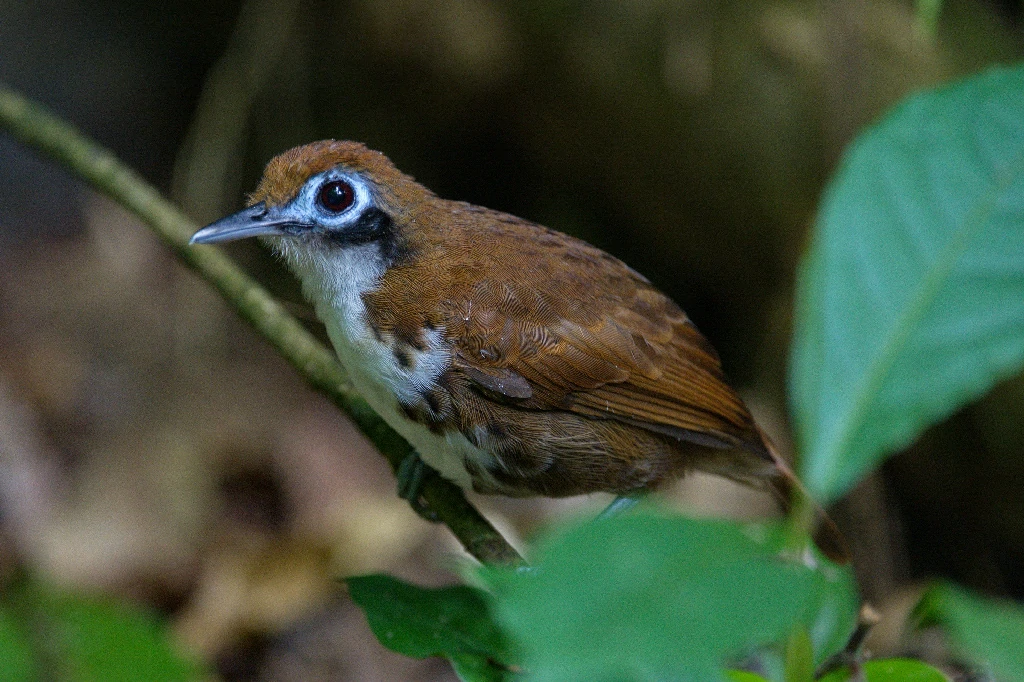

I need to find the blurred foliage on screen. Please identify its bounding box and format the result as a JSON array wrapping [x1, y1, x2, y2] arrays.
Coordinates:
[[917, 581, 1024, 682], [790, 64, 1024, 501], [347, 574, 513, 681], [784, 627, 816, 682], [732, 658, 951, 681], [0, 574, 202, 681], [475, 511, 857, 681], [817, 658, 950, 681]]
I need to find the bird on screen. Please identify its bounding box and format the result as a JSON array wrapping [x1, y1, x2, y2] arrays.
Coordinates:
[[190, 140, 848, 563]]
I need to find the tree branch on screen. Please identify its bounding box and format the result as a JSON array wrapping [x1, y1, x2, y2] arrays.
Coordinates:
[[0, 84, 523, 567]]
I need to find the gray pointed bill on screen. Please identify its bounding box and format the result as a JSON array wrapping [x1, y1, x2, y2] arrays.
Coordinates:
[[190, 203, 296, 244]]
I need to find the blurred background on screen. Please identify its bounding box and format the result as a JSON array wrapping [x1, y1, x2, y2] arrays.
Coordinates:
[[0, 0, 1023, 679]]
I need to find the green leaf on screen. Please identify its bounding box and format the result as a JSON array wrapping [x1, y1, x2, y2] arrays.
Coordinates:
[[918, 582, 1024, 681], [478, 511, 858, 682], [0, 579, 201, 682], [818, 658, 949, 682], [449, 652, 513, 682], [800, 564, 860, 666], [790, 63, 1024, 500], [39, 588, 200, 681], [347, 574, 513, 682], [0, 604, 36, 681], [784, 627, 814, 682], [727, 671, 770, 682], [914, 0, 943, 35]]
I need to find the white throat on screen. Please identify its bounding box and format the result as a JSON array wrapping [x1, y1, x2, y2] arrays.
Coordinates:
[[273, 239, 386, 338], [268, 237, 489, 489]]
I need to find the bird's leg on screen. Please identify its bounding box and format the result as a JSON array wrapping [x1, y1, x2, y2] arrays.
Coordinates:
[[397, 451, 439, 522], [597, 493, 645, 520]]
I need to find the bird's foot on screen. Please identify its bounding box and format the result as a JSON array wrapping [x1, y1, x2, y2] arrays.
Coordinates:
[[397, 452, 439, 522], [596, 494, 644, 520]]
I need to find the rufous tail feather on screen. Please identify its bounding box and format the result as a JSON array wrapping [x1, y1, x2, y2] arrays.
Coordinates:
[[756, 426, 850, 564]]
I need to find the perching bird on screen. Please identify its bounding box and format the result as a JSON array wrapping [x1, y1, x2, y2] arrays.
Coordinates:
[[191, 140, 847, 563]]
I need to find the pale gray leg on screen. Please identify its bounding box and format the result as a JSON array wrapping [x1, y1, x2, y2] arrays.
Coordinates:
[[597, 494, 644, 520]]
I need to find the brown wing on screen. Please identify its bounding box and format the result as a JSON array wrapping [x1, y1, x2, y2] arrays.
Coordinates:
[[445, 278, 760, 451], [424, 207, 763, 454]]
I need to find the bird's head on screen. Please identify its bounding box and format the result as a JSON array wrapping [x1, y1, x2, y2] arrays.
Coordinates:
[[190, 140, 430, 268]]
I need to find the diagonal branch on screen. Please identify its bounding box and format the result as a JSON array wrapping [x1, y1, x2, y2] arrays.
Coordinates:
[[0, 84, 523, 567]]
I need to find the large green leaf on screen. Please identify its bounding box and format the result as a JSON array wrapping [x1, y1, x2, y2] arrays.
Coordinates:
[[478, 511, 858, 682], [347, 574, 514, 682], [790, 63, 1024, 500], [917, 582, 1024, 682]]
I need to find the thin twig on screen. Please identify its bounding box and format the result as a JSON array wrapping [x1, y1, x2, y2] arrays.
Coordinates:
[[0, 84, 523, 567], [815, 603, 881, 679]]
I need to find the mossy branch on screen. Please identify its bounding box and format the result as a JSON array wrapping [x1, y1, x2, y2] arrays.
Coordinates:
[[0, 84, 523, 567]]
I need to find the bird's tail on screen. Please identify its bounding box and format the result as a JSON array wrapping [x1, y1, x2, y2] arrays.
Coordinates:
[[756, 427, 850, 564]]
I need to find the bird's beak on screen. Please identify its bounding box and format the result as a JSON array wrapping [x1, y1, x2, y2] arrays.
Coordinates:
[[190, 203, 297, 244]]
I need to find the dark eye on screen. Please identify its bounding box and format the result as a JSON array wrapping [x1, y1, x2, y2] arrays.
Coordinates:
[[318, 180, 355, 213]]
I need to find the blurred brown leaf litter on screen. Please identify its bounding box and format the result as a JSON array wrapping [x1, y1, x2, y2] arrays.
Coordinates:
[[1, 0, 1023, 679]]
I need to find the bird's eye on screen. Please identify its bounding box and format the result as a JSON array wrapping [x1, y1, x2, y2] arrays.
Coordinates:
[[318, 180, 355, 213]]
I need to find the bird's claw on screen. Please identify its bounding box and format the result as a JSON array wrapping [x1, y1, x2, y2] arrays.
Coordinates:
[[397, 452, 439, 522]]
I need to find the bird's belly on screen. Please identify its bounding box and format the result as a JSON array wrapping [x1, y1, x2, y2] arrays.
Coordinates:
[[321, 317, 498, 492], [344, 362, 488, 489]]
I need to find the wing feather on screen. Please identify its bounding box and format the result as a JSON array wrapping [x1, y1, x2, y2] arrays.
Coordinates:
[[362, 200, 764, 455], [444, 266, 760, 452]]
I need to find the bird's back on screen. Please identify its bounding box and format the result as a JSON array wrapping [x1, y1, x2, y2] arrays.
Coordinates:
[[359, 198, 774, 496]]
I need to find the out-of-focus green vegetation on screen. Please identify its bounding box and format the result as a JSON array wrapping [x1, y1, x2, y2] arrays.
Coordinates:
[[790, 64, 1024, 503], [0, 573, 202, 681]]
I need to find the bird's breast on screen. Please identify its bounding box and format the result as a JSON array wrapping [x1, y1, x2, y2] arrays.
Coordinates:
[[315, 287, 500, 491], [278, 239, 507, 492]]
